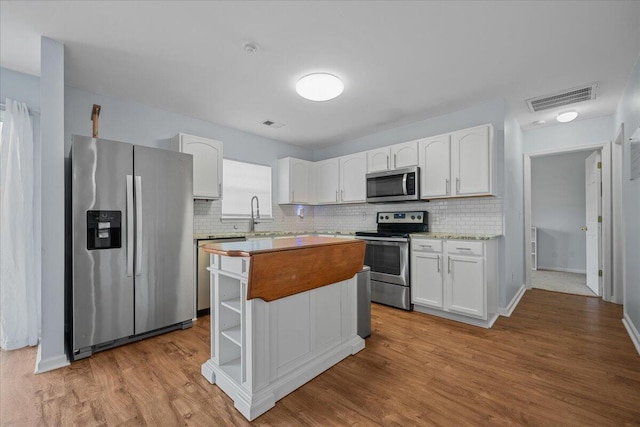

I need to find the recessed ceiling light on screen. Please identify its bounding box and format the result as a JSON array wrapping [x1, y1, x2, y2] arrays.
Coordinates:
[[532, 120, 546, 126], [296, 73, 344, 101], [557, 111, 578, 123]]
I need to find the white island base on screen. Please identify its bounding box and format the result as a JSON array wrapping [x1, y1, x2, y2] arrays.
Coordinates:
[[201, 252, 365, 421]]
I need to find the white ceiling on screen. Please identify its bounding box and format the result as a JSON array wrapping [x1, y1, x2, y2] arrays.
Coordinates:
[[2, 1, 639, 149]]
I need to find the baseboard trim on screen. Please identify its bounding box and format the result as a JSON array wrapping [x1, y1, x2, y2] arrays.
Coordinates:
[[537, 266, 586, 274], [499, 284, 526, 317], [35, 344, 70, 374], [622, 313, 640, 356]]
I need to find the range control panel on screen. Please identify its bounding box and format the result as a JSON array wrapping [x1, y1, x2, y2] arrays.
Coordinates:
[[376, 211, 427, 224]]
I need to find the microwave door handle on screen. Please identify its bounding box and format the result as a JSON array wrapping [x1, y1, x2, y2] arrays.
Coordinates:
[[402, 173, 408, 195]]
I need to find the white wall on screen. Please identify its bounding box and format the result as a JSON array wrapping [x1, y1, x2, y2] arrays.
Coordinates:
[[37, 37, 68, 372], [502, 109, 525, 308], [524, 115, 614, 153], [613, 54, 640, 352], [532, 151, 592, 273]]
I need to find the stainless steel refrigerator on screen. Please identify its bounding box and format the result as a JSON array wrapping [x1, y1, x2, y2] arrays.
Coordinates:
[[71, 135, 194, 360]]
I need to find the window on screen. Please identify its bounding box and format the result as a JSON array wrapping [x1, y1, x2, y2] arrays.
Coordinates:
[[222, 159, 272, 219]]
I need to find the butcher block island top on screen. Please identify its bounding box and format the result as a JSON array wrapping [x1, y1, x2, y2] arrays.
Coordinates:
[[201, 236, 367, 421], [201, 236, 365, 302]]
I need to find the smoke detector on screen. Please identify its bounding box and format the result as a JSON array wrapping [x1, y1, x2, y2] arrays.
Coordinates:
[[526, 82, 598, 113]]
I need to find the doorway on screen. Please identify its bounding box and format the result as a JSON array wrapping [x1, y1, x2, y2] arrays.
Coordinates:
[[524, 142, 613, 301], [530, 150, 598, 296]]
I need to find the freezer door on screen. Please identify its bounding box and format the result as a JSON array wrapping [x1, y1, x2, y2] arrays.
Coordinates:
[[72, 136, 134, 350], [133, 145, 194, 334]]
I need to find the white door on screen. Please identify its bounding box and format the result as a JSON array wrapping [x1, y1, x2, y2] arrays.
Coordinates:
[[291, 159, 310, 203], [411, 252, 444, 308], [391, 141, 419, 169], [340, 152, 367, 202], [451, 125, 491, 196], [585, 151, 601, 296], [447, 255, 485, 318], [419, 135, 451, 198], [367, 148, 390, 173], [315, 159, 340, 203], [180, 135, 223, 199]]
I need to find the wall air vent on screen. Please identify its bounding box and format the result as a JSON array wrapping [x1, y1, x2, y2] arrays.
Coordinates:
[[261, 120, 285, 128], [526, 82, 598, 113]]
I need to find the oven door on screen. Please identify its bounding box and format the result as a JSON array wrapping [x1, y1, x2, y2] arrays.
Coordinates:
[[360, 237, 409, 286]]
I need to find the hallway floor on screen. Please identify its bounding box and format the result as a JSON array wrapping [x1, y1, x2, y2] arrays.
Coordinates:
[[532, 269, 596, 296]]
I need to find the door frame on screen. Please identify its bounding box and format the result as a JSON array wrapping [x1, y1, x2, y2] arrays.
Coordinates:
[[612, 124, 625, 304], [523, 142, 613, 301]]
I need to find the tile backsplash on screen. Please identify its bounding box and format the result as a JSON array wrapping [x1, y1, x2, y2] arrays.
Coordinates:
[[194, 197, 503, 236]]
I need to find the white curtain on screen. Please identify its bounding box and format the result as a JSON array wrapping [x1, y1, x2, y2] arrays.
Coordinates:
[[0, 98, 38, 350]]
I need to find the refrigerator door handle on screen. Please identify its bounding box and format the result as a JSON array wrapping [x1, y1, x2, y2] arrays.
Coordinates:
[[126, 175, 134, 276], [135, 175, 143, 276]]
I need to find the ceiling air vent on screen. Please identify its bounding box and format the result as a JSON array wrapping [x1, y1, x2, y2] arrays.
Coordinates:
[[261, 120, 285, 128], [526, 82, 598, 113]]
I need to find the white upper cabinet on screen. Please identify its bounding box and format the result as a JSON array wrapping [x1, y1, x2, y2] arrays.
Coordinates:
[[171, 133, 223, 199], [278, 157, 313, 204], [339, 151, 367, 203], [367, 148, 391, 173], [392, 140, 419, 169], [419, 134, 451, 198], [451, 124, 492, 196], [419, 124, 494, 199], [367, 140, 418, 173], [315, 158, 340, 204]]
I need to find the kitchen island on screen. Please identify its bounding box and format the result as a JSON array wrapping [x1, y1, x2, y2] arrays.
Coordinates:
[[200, 237, 366, 421]]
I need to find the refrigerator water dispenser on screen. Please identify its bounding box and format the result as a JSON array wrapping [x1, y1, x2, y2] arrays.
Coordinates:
[[87, 210, 122, 249]]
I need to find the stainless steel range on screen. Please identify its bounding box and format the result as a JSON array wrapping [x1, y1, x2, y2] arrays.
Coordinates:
[[356, 211, 428, 310]]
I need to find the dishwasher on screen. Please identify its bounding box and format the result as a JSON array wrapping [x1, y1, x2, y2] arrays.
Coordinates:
[[197, 237, 246, 316]]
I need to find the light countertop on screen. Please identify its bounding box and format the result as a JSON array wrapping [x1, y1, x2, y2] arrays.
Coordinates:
[[201, 236, 364, 257], [410, 232, 501, 240], [193, 231, 356, 240]]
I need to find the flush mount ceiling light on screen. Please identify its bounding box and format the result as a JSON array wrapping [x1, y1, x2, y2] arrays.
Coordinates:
[[557, 111, 578, 123], [295, 73, 344, 101]]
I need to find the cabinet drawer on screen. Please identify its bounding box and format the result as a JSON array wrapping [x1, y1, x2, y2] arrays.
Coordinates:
[[412, 239, 442, 253], [220, 256, 250, 277], [446, 240, 483, 256]]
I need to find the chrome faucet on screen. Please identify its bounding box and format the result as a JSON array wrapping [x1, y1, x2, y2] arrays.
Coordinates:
[[250, 195, 260, 232]]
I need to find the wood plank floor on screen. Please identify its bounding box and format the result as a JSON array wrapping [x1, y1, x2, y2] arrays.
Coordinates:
[[2, 289, 640, 426]]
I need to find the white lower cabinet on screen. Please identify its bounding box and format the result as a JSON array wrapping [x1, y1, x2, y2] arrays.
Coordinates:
[[411, 238, 498, 328]]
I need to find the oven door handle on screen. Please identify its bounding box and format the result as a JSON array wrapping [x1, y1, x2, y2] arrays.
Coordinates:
[[356, 236, 409, 243]]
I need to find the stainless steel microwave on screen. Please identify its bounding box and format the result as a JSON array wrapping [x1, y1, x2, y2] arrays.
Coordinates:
[[366, 166, 420, 203]]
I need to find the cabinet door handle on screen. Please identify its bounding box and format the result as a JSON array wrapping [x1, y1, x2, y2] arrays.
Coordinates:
[[292, 190, 295, 201], [445, 178, 450, 195], [437, 255, 441, 272], [448, 257, 452, 274], [336, 190, 338, 202], [386, 155, 389, 170], [394, 153, 397, 169], [456, 247, 472, 251], [219, 183, 222, 197], [420, 244, 432, 248], [456, 177, 460, 193], [341, 190, 345, 201]]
